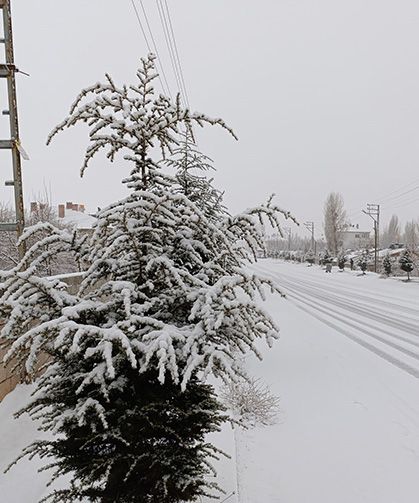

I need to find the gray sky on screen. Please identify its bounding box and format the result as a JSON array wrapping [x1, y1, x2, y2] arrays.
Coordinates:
[[2, 0, 419, 239]]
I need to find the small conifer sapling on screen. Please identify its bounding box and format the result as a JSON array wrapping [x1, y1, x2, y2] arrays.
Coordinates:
[[382, 254, 392, 276], [399, 249, 414, 281]]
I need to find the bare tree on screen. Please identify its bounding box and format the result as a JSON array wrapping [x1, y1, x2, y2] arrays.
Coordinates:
[[0, 203, 19, 269], [0, 194, 80, 274], [381, 214, 401, 248], [323, 192, 347, 255], [403, 220, 418, 251]]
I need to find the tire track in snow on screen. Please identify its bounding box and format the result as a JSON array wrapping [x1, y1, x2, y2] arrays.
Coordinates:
[[282, 286, 419, 362], [253, 264, 419, 380], [280, 282, 419, 351], [286, 294, 419, 380], [279, 276, 419, 338], [276, 265, 419, 310], [282, 274, 419, 321], [256, 264, 419, 336]]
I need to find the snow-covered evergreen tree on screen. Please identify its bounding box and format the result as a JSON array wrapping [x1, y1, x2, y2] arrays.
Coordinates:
[[164, 130, 226, 222], [357, 250, 370, 275], [399, 249, 414, 281], [320, 249, 332, 266], [1, 55, 293, 502], [382, 254, 392, 276]]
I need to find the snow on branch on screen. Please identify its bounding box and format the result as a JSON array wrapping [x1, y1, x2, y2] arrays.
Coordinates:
[[47, 54, 237, 180], [1, 55, 294, 502]]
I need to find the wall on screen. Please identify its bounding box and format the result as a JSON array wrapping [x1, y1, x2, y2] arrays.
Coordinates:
[[0, 273, 83, 402]]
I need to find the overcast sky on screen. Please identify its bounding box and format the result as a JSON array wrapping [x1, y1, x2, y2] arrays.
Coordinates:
[[2, 0, 419, 239]]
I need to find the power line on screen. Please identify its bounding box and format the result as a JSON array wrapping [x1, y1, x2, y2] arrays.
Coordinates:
[[137, 0, 172, 99], [156, 0, 188, 108], [383, 194, 419, 212], [162, 0, 190, 108], [348, 188, 419, 222], [379, 185, 419, 204], [156, 0, 184, 102], [129, 0, 169, 96], [374, 175, 419, 204]]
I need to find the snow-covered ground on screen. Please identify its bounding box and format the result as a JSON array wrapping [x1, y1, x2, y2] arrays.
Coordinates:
[[2, 260, 419, 502]]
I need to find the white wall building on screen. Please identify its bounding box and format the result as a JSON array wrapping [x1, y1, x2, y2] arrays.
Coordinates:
[[338, 228, 371, 251]]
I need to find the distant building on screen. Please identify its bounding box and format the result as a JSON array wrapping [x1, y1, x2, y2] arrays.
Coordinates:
[[338, 228, 371, 250], [57, 202, 96, 233]]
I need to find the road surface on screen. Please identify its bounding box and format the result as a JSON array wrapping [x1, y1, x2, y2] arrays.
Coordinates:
[[254, 260, 419, 380]]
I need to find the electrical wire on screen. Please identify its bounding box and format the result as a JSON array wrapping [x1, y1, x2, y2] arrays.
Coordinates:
[[156, 0, 184, 102], [346, 181, 419, 224], [382, 194, 419, 212], [156, 0, 188, 107], [379, 185, 419, 204], [129, 0, 169, 96], [162, 0, 191, 109], [374, 176, 419, 204], [137, 0, 172, 99]]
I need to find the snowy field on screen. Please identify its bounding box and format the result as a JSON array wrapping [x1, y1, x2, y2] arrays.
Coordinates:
[[2, 260, 419, 502]]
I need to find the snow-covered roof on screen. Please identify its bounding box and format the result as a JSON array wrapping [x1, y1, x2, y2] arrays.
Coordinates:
[[59, 209, 96, 230], [340, 229, 371, 234], [378, 247, 406, 258]]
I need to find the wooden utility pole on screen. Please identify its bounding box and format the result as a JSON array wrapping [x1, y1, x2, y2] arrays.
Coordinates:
[[304, 221, 315, 253], [0, 0, 26, 260], [362, 203, 380, 273]]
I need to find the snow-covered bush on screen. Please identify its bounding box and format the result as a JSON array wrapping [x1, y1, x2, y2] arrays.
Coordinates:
[[337, 252, 346, 271], [357, 250, 370, 275], [221, 376, 280, 428], [382, 254, 392, 276], [319, 249, 332, 267], [399, 249, 414, 281], [1, 55, 293, 502], [304, 249, 315, 266]]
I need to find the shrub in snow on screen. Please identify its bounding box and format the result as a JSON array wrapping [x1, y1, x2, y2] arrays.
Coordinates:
[[304, 249, 315, 266], [0, 55, 294, 502], [399, 249, 414, 281], [320, 250, 332, 266], [357, 250, 370, 275], [337, 252, 346, 271], [382, 254, 392, 276], [221, 376, 280, 428]]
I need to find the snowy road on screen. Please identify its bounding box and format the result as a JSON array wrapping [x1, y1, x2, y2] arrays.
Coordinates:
[[254, 260, 419, 380]]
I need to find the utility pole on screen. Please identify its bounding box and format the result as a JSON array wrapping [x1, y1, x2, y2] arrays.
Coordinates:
[[362, 203, 380, 273], [304, 221, 316, 254], [0, 0, 26, 260]]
